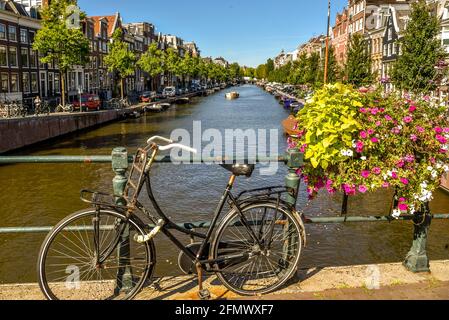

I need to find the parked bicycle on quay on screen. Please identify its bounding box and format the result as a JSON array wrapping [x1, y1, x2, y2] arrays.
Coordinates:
[[37, 136, 306, 300]]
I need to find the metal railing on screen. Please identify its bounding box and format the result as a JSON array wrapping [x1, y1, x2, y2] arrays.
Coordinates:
[[0, 147, 447, 274]]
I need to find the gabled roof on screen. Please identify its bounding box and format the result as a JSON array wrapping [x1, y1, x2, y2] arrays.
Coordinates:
[[2, 0, 30, 17], [89, 12, 120, 37]]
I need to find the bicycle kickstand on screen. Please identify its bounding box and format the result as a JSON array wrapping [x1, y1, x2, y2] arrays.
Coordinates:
[[196, 263, 211, 300]]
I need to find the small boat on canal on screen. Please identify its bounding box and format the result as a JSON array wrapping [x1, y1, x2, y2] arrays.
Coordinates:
[[145, 103, 171, 113], [176, 97, 190, 104], [225, 92, 240, 100], [282, 115, 302, 137]]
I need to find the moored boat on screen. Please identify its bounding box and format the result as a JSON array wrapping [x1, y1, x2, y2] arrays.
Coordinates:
[[282, 115, 302, 137]]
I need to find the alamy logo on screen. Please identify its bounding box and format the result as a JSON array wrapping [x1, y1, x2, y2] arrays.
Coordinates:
[[65, 265, 80, 289], [365, 265, 381, 290], [66, 5, 81, 29]]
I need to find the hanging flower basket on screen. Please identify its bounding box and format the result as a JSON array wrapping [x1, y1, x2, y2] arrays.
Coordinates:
[[291, 83, 449, 218]]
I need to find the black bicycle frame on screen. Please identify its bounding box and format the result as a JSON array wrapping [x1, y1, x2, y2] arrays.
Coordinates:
[[143, 174, 257, 270]]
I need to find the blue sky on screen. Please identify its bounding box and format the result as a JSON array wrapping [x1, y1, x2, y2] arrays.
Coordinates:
[[78, 0, 347, 67]]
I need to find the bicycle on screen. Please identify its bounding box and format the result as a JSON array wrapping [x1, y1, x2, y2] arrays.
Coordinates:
[[37, 136, 306, 300], [35, 100, 50, 116], [55, 104, 74, 113]]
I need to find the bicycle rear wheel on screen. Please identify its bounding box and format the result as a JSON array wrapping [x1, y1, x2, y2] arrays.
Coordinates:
[[37, 209, 155, 300], [212, 202, 303, 296]]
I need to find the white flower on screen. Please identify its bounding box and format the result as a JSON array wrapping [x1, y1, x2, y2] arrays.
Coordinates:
[[444, 165, 449, 172], [431, 170, 439, 179], [347, 150, 354, 157], [392, 209, 401, 219], [427, 166, 434, 172], [409, 205, 416, 215], [387, 171, 393, 177], [361, 156, 367, 161]]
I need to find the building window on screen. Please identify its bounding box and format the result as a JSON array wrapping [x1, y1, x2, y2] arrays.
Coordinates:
[[31, 72, 38, 93], [20, 29, 28, 43], [22, 72, 30, 93], [21, 48, 29, 67], [8, 26, 17, 42], [54, 73, 60, 93], [0, 46, 7, 66], [1, 73, 8, 92], [30, 50, 37, 68], [10, 73, 19, 92], [388, 29, 392, 41], [29, 31, 35, 43], [9, 47, 17, 67], [0, 24, 6, 40]]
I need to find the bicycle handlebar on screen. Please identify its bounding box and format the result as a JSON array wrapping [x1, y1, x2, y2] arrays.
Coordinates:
[[147, 136, 174, 145], [158, 143, 198, 154]]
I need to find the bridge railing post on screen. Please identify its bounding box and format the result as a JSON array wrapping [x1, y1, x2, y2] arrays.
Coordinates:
[[404, 203, 432, 273], [285, 148, 303, 207], [111, 147, 133, 294]]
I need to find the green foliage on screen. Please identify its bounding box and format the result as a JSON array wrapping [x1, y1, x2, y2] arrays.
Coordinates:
[[164, 48, 182, 77], [104, 29, 137, 79], [33, 0, 89, 72], [293, 85, 449, 217], [33, 0, 89, 105], [392, 0, 447, 93], [296, 83, 363, 170], [137, 42, 165, 78], [345, 34, 373, 87]]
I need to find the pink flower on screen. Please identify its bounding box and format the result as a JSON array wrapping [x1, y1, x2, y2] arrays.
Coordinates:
[[399, 198, 406, 203], [375, 121, 382, 127], [405, 155, 415, 163], [372, 167, 381, 175], [392, 128, 401, 135], [392, 172, 398, 179], [382, 182, 390, 188], [359, 108, 367, 113], [403, 116, 413, 124], [358, 185, 368, 193], [296, 168, 302, 176], [385, 115, 393, 121], [326, 179, 333, 188], [435, 127, 443, 134], [399, 203, 408, 211], [397, 160, 405, 168], [444, 128, 449, 133], [356, 141, 364, 153], [400, 178, 409, 185], [409, 105, 417, 112], [367, 129, 375, 135], [371, 108, 379, 115], [416, 126, 425, 133], [360, 131, 368, 139], [436, 134, 448, 144], [371, 137, 379, 143], [361, 170, 370, 178], [410, 134, 418, 142], [343, 184, 356, 195], [300, 144, 307, 153]]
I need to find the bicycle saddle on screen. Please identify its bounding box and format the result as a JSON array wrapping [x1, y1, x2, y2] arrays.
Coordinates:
[[220, 163, 255, 177]]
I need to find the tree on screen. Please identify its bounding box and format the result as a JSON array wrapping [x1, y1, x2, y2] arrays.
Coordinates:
[[164, 48, 181, 86], [392, 0, 447, 93], [33, 0, 89, 106], [304, 53, 320, 86], [255, 64, 267, 80], [104, 29, 136, 99], [266, 58, 275, 76], [316, 46, 340, 86], [137, 42, 165, 91], [229, 62, 242, 80], [345, 33, 373, 87]]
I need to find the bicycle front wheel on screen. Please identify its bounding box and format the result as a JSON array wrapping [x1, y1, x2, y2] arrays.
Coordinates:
[[37, 209, 155, 300], [212, 202, 303, 296]]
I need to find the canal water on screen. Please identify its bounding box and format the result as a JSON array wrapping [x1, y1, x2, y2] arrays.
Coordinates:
[[1, 84, 449, 284]]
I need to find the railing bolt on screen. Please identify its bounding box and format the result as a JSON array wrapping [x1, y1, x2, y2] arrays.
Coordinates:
[[285, 148, 303, 207], [112, 147, 134, 294], [404, 203, 432, 273]]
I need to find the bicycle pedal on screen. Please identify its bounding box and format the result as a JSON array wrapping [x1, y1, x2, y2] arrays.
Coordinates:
[[134, 219, 165, 243], [198, 289, 211, 300]]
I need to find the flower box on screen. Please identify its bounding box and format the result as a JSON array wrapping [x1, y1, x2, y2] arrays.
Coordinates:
[[291, 83, 449, 218]]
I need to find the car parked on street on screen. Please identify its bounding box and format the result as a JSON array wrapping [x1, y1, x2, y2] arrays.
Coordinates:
[[140, 91, 157, 103], [162, 86, 176, 98], [72, 94, 102, 111]]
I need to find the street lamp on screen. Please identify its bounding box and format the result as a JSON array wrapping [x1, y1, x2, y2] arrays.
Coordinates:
[[324, 0, 331, 85]]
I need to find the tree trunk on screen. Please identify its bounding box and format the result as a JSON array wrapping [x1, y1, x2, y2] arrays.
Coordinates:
[[120, 77, 125, 100], [61, 71, 66, 107]]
